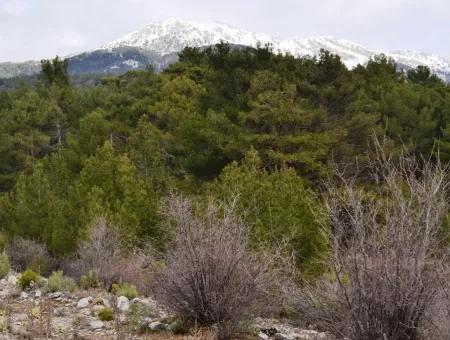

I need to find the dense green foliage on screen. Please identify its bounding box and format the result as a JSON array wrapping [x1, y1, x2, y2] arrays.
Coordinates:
[[209, 149, 326, 275], [0, 44, 449, 272], [98, 308, 115, 321], [112, 282, 139, 299], [47, 270, 77, 292], [18, 269, 39, 289]]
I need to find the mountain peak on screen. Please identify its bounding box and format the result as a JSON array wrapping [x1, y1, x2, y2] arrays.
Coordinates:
[[103, 19, 275, 55]]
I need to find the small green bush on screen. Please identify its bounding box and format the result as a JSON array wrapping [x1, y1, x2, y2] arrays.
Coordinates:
[[112, 283, 138, 299], [167, 318, 189, 335], [97, 307, 115, 321], [126, 301, 155, 333], [48, 271, 77, 293], [0, 252, 10, 278], [79, 270, 99, 290], [18, 269, 39, 289]]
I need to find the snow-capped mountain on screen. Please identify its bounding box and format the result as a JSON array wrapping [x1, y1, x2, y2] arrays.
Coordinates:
[[104, 18, 276, 56], [103, 18, 450, 82], [1, 18, 449, 83]]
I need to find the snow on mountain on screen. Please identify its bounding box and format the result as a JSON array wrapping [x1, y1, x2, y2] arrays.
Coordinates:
[[0, 60, 41, 79], [387, 50, 450, 80], [104, 18, 276, 55], [104, 18, 450, 82]]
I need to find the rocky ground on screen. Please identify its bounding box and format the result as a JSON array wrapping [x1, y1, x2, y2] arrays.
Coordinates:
[[0, 273, 331, 340]]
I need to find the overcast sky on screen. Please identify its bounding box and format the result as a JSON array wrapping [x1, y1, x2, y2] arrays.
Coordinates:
[[1, 0, 449, 62]]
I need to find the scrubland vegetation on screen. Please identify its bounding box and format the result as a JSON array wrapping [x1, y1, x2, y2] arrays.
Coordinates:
[[0, 44, 449, 339]]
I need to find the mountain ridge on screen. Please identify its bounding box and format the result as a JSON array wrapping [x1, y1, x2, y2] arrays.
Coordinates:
[[104, 19, 450, 81]]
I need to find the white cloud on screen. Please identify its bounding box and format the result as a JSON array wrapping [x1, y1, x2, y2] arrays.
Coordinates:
[[0, 0, 31, 16], [59, 31, 86, 49]]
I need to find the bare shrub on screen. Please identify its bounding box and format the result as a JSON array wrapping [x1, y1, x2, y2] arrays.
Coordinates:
[[154, 195, 274, 340], [65, 217, 154, 290], [6, 238, 55, 275], [291, 153, 450, 340], [64, 218, 122, 286]]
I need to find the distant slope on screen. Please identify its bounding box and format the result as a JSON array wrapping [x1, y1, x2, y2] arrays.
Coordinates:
[[0, 61, 41, 78], [0, 47, 178, 79], [68, 47, 150, 75]]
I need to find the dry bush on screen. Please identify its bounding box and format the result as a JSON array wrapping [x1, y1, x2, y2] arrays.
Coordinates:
[[65, 217, 155, 290], [154, 195, 275, 340], [6, 237, 55, 275], [291, 152, 450, 340], [65, 218, 123, 286]]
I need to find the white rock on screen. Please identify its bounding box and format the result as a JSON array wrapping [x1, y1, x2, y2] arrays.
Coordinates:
[[259, 332, 270, 340], [274, 334, 296, 340], [35, 290, 42, 298], [50, 292, 62, 299], [116, 296, 130, 312], [53, 307, 67, 317], [7, 275, 17, 286], [149, 321, 167, 331], [77, 296, 92, 309], [20, 291, 28, 299], [89, 320, 105, 330], [143, 316, 153, 324], [131, 297, 142, 304]]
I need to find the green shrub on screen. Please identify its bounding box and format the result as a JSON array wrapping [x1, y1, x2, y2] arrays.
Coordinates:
[[97, 307, 115, 321], [0, 252, 10, 278], [18, 269, 39, 289], [126, 301, 155, 333], [48, 271, 77, 293], [79, 270, 99, 290], [0, 233, 7, 252], [111, 283, 138, 299], [210, 149, 328, 276]]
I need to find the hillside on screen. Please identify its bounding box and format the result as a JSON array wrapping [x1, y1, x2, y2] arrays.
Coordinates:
[[0, 44, 449, 340]]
